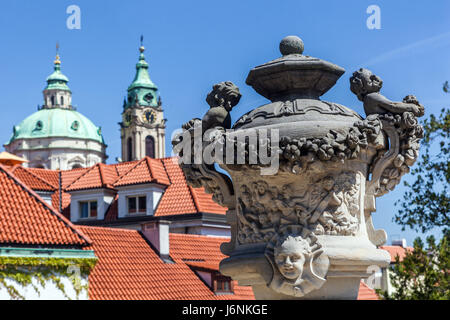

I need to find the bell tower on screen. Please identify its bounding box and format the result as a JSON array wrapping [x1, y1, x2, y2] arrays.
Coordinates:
[[120, 37, 166, 161]]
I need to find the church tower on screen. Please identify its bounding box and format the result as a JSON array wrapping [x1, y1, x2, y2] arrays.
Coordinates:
[[4, 49, 107, 169], [120, 39, 165, 161]]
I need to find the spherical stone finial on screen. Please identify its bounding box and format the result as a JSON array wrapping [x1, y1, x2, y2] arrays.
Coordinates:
[[139, 46, 145, 53], [280, 36, 304, 56]]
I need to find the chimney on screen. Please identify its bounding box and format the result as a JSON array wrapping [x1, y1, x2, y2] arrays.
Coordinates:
[[391, 238, 407, 248], [141, 220, 172, 262]]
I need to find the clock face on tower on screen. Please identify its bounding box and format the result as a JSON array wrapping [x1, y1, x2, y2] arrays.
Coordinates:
[[143, 109, 157, 124]]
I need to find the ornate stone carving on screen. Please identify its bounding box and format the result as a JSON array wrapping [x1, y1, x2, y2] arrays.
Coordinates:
[[371, 112, 424, 196], [236, 172, 361, 244], [233, 100, 360, 128], [265, 225, 329, 297], [174, 36, 424, 299]]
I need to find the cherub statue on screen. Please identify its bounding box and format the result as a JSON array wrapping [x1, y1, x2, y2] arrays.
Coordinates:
[[350, 68, 424, 117], [202, 81, 241, 132]]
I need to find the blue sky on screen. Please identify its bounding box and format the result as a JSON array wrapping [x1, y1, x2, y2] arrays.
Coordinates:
[[0, 0, 449, 245]]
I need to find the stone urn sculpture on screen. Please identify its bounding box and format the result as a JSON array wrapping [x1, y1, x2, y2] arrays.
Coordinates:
[[173, 36, 425, 299]]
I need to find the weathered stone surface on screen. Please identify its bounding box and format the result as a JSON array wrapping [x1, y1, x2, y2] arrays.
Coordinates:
[[172, 35, 425, 299]]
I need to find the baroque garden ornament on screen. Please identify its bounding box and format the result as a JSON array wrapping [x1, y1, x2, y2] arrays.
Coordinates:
[[172, 35, 425, 299]]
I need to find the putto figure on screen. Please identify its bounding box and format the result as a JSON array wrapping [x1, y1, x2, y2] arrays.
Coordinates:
[[202, 81, 242, 132], [350, 68, 424, 117]]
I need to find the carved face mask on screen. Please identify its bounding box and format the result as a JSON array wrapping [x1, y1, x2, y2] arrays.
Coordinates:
[[257, 183, 266, 195], [274, 237, 307, 280]]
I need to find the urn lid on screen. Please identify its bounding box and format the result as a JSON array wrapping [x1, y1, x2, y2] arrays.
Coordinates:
[[246, 36, 345, 101]]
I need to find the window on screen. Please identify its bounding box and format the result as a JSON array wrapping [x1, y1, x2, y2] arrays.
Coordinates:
[[213, 274, 233, 294], [127, 196, 146, 214], [79, 200, 97, 219], [127, 137, 133, 161], [50, 96, 55, 106], [60, 96, 64, 105], [145, 135, 155, 158]]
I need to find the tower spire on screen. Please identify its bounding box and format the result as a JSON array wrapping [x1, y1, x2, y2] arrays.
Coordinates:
[[54, 41, 61, 67], [120, 37, 165, 160]]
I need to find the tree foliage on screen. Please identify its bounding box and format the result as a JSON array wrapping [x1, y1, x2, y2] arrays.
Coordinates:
[[386, 85, 450, 300], [394, 107, 449, 233], [382, 232, 449, 300]]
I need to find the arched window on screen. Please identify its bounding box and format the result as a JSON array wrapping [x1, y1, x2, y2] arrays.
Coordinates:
[[145, 135, 155, 158], [127, 137, 133, 161], [50, 96, 55, 106], [61, 96, 64, 105]]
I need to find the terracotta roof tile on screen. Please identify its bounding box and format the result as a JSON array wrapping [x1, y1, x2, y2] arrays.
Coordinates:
[[65, 163, 117, 191], [79, 226, 253, 300], [379, 245, 413, 263], [190, 186, 227, 215], [155, 158, 197, 216], [0, 164, 90, 246], [8, 165, 56, 191], [61, 167, 89, 188], [357, 281, 379, 300], [170, 233, 229, 266], [11, 157, 229, 222], [25, 167, 60, 189], [113, 157, 170, 187], [169, 233, 254, 300], [113, 160, 139, 176]]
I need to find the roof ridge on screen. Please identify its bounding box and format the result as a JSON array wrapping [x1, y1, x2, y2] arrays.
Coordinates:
[[112, 163, 121, 176], [113, 157, 146, 185], [188, 185, 200, 213], [64, 163, 100, 190], [8, 164, 20, 173], [144, 157, 154, 180], [160, 157, 173, 185], [0, 163, 92, 246], [97, 163, 106, 187], [18, 166, 57, 190], [78, 224, 140, 233]]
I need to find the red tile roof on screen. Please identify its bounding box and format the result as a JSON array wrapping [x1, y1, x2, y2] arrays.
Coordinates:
[[190, 186, 227, 214], [113, 160, 139, 176], [155, 158, 227, 216], [0, 164, 90, 246], [61, 167, 88, 186], [379, 245, 413, 263], [114, 157, 170, 187], [6, 157, 230, 221], [9, 165, 56, 191], [25, 167, 60, 189], [170, 233, 229, 268], [357, 281, 379, 300], [169, 233, 253, 299], [65, 163, 118, 191], [79, 226, 254, 300]]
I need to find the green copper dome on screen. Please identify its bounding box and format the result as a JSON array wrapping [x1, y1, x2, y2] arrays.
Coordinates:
[[8, 108, 105, 144], [125, 45, 159, 109]]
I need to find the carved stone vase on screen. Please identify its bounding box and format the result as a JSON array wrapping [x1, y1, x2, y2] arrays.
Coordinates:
[[173, 36, 424, 299]]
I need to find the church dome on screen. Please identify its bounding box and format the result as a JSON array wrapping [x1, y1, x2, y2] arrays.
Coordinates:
[[8, 108, 105, 144]]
